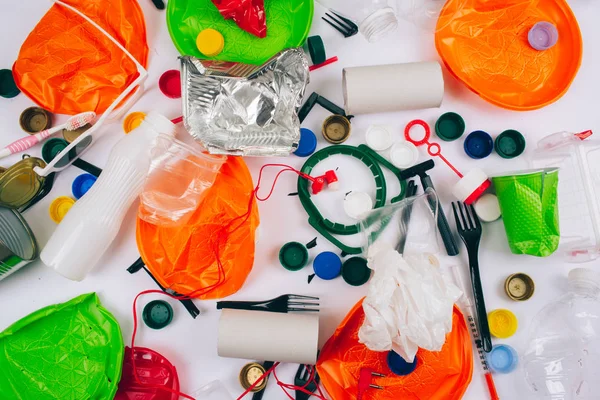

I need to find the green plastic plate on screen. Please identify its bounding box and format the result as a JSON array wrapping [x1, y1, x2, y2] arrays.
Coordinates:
[[167, 0, 314, 65], [0, 293, 124, 400]]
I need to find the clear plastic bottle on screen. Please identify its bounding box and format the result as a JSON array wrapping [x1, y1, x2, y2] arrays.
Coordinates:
[[523, 268, 600, 400], [316, 0, 398, 42]]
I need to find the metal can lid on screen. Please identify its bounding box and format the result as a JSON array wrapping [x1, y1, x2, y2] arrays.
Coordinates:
[[488, 344, 518, 374], [322, 115, 351, 144], [294, 128, 317, 157], [279, 242, 309, 271], [19, 107, 52, 134], [505, 273, 535, 301], [343, 191, 373, 219], [435, 112, 465, 141], [313, 251, 342, 280], [528, 22, 558, 51], [306, 35, 326, 65], [495, 129, 526, 159], [0, 157, 46, 209], [142, 300, 174, 330], [196, 28, 225, 57], [387, 350, 418, 376], [49, 196, 75, 224], [239, 362, 267, 392], [123, 112, 146, 134], [159, 70, 182, 99], [342, 257, 371, 286], [488, 309, 518, 338], [72, 173, 97, 199], [464, 130, 494, 159], [0, 69, 20, 99]]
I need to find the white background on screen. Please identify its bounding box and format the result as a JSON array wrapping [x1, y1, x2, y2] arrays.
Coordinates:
[[1, 0, 600, 399]]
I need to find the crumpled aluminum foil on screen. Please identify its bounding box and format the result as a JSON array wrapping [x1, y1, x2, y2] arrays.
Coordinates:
[[181, 48, 310, 156]]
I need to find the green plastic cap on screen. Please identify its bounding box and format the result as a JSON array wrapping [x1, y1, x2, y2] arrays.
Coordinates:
[[435, 112, 465, 141], [143, 300, 173, 330], [495, 130, 526, 159], [341, 257, 371, 286], [0, 69, 20, 99], [306, 35, 326, 65], [279, 242, 309, 271]]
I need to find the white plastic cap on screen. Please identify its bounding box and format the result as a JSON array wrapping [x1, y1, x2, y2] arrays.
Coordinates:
[[143, 113, 177, 137], [452, 168, 489, 202], [365, 125, 393, 151], [568, 268, 600, 288], [344, 191, 373, 219], [474, 193, 501, 222], [390, 141, 419, 169]]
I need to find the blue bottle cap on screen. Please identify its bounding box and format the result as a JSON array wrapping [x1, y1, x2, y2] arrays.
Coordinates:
[[488, 344, 518, 374], [387, 350, 418, 376], [464, 130, 494, 159], [313, 251, 342, 280], [72, 173, 97, 199], [295, 128, 317, 157]]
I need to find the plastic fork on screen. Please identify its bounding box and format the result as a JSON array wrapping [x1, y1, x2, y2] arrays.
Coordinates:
[[295, 364, 320, 400], [216, 294, 319, 313], [322, 10, 359, 38], [452, 202, 492, 353]]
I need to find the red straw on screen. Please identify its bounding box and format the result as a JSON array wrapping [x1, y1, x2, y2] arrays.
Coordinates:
[[309, 56, 339, 72]]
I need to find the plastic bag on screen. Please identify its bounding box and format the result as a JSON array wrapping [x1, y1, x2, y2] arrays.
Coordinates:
[[136, 156, 259, 299], [211, 0, 267, 38], [13, 0, 149, 115]]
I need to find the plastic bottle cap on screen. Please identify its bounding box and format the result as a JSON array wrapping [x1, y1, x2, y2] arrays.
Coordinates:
[[464, 130, 494, 159], [474, 193, 501, 222], [365, 125, 393, 151], [159, 70, 182, 99], [0, 69, 20, 98], [322, 115, 351, 144], [488, 344, 518, 374], [63, 123, 91, 144], [495, 130, 526, 159], [196, 29, 225, 57], [142, 300, 173, 330], [49, 196, 75, 223], [313, 251, 342, 280], [435, 112, 465, 141], [72, 173, 97, 199], [488, 309, 518, 338], [294, 128, 317, 157], [452, 168, 490, 205], [505, 273, 535, 301], [343, 191, 373, 219], [568, 268, 600, 288], [123, 112, 146, 134], [342, 257, 371, 286], [306, 35, 326, 65], [390, 141, 419, 169], [19, 107, 52, 134], [279, 242, 309, 271], [528, 22, 558, 51], [387, 351, 418, 376]]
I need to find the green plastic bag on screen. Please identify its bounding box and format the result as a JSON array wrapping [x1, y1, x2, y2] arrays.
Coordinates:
[[0, 293, 124, 400], [492, 169, 560, 257]]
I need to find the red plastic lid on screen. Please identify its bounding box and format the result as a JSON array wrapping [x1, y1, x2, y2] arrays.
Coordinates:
[[159, 70, 182, 99], [115, 346, 180, 400]]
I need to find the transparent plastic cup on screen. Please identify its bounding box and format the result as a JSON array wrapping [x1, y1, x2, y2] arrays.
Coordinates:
[[139, 135, 226, 227]]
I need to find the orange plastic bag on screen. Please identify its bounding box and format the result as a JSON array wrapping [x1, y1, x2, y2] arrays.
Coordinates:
[[317, 300, 473, 400], [12, 0, 148, 115], [435, 0, 582, 111], [136, 156, 259, 300]]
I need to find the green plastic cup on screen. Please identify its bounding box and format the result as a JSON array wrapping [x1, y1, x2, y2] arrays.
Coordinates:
[[492, 169, 559, 257]]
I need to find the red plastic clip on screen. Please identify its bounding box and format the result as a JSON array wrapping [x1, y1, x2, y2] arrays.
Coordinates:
[[311, 170, 338, 194], [357, 368, 385, 400]]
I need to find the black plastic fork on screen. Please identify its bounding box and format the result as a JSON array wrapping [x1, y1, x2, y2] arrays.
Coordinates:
[[322, 10, 359, 38], [216, 294, 319, 313], [295, 364, 320, 400], [452, 202, 493, 353]]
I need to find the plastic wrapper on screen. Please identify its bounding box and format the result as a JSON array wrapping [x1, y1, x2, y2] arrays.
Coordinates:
[[211, 0, 267, 38], [139, 135, 227, 227], [181, 48, 309, 156], [12, 0, 148, 115], [316, 300, 473, 400], [136, 156, 259, 299], [0, 293, 124, 400]]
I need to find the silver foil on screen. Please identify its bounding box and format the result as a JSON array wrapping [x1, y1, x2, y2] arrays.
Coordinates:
[[181, 49, 310, 156]]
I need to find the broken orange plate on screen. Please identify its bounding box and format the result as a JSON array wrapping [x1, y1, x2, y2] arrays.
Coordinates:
[[435, 0, 582, 111]]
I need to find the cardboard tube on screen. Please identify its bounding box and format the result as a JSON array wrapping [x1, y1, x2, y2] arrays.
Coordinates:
[[217, 309, 319, 364], [343, 61, 444, 115]]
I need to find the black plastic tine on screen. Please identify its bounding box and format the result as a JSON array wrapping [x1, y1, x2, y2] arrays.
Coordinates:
[[326, 12, 353, 30], [457, 202, 470, 230], [330, 10, 358, 29], [470, 204, 482, 230], [288, 308, 320, 312], [322, 15, 350, 36], [463, 202, 475, 231], [452, 202, 463, 232], [288, 301, 320, 307], [289, 294, 319, 300], [302, 365, 310, 381]]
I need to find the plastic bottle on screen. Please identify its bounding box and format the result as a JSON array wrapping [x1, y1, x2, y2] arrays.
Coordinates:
[[40, 113, 176, 281], [396, 0, 446, 32], [316, 0, 398, 42], [523, 268, 600, 400]]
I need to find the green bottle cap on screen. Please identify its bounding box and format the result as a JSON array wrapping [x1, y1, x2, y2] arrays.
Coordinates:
[[306, 35, 326, 65], [0, 69, 20, 99], [341, 257, 371, 286], [279, 242, 309, 271], [143, 300, 173, 330], [435, 112, 465, 141], [495, 130, 526, 159]]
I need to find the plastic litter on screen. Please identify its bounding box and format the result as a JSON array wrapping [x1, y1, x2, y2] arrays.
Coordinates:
[[390, 141, 419, 169], [341, 257, 371, 286], [488, 344, 518, 374], [365, 125, 393, 151], [528, 21, 559, 51], [464, 130, 494, 159], [0, 206, 38, 282], [209, 0, 266, 38], [279, 242, 309, 271], [295, 128, 317, 157], [473, 193, 501, 222], [495, 129, 526, 159], [72, 173, 97, 199], [190, 381, 233, 400], [143, 300, 174, 330], [313, 251, 342, 280], [159, 70, 182, 99], [49, 196, 75, 223], [196, 28, 225, 57], [435, 112, 465, 141], [124, 112, 147, 133], [387, 351, 418, 376], [488, 309, 518, 338], [0, 69, 20, 98], [344, 191, 373, 219]]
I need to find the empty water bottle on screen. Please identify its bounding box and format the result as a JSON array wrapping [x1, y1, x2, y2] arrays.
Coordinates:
[[523, 268, 600, 400]]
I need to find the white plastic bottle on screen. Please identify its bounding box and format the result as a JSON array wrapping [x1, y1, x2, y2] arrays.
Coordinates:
[[40, 113, 176, 281], [523, 268, 600, 400]]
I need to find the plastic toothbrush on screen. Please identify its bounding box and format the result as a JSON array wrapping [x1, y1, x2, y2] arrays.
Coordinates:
[[0, 112, 96, 160]]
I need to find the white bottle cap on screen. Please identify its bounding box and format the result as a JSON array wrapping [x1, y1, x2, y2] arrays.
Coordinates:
[[344, 191, 373, 219], [390, 141, 419, 169], [143, 113, 177, 137], [452, 168, 489, 203], [365, 125, 393, 151], [568, 268, 600, 288], [474, 193, 501, 222]]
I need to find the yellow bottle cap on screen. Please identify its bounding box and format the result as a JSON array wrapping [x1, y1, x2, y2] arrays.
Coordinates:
[[123, 112, 146, 134], [196, 29, 225, 57], [488, 309, 518, 338], [49, 196, 75, 223]]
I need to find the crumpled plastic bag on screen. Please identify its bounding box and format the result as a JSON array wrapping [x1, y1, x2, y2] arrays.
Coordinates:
[[358, 243, 462, 362], [211, 0, 267, 38]]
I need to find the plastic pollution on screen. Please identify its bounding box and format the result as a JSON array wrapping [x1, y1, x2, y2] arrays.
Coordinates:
[[396, 0, 446, 31], [72, 173, 97, 199], [435, 112, 465, 141], [488, 309, 518, 338], [464, 130, 494, 159], [0, 69, 20, 98], [209, 0, 266, 38], [523, 268, 600, 400], [344, 191, 373, 219], [124, 112, 147, 133], [138, 135, 226, 227], [387, 351, 418, 376], [495, 129, 526, 159], [488, 344, 518, 374], [304, 35, 327, 65], [313, 251, 342, 280], [41, 138, 102, 177], [295, 128, 317, 157], [49, 196, 75, 223], [474, 193, 501, 222], [143, 300, 174, 330], [390, 141, 419, 168], [40, 113, 176, 281], [280, 242, 310, 271], [0, 206, 38, 282], [365, 125, 393, 151], [528, 22, 559, 51], [190, 381, 233, 400], [158, 70, 181, 99], [315, 0, 398, 42], [322, 10, 359, 38], [196, 28, 225, 57], [341, 257, 371, 286]]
